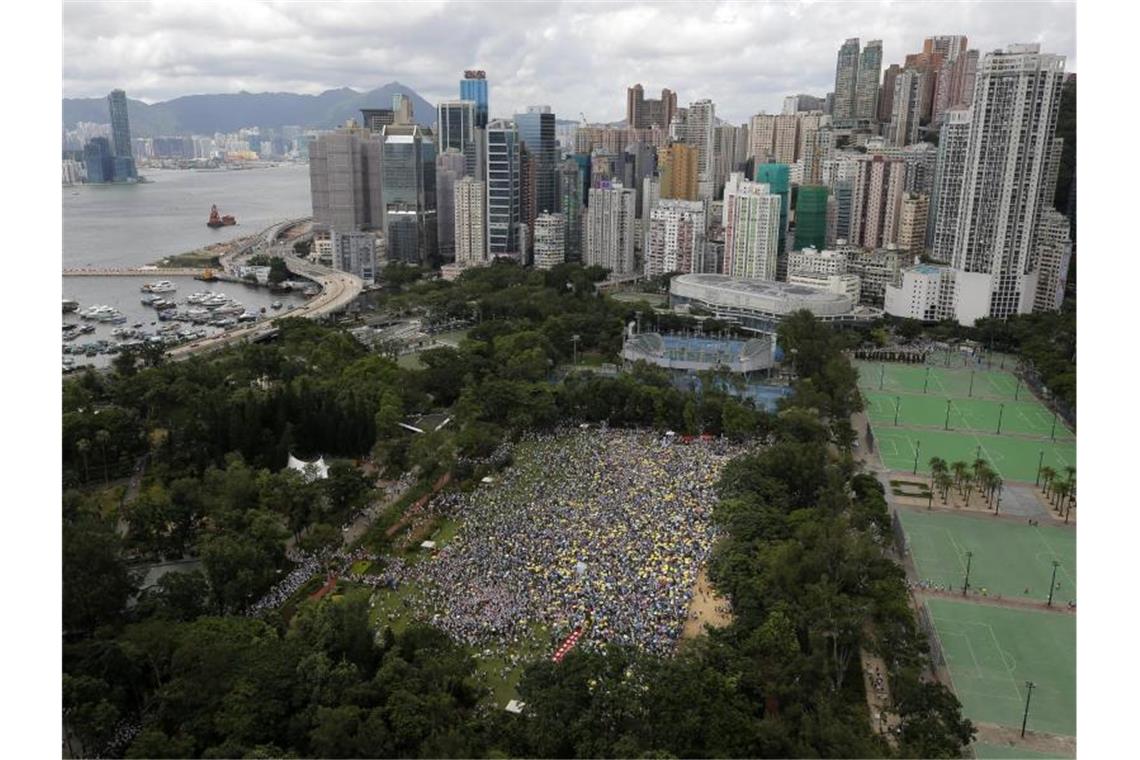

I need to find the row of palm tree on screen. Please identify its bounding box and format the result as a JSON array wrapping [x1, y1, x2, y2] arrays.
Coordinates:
[[928, 456, 1004, 510], [1039, 465, 1077, 522]]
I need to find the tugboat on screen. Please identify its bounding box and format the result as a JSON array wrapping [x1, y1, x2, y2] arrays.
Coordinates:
[[207, 204, 237, 228]]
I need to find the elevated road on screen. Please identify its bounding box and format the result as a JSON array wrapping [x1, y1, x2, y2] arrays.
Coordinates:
[[165, 219, 362, 362]]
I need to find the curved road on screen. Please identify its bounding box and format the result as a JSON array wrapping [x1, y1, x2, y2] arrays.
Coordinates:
[[166, 219, 363, 361]]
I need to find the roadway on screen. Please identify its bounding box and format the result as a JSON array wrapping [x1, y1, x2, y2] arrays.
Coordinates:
[[165, 218, 363, 362]]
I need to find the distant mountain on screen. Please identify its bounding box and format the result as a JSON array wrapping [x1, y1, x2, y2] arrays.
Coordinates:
[[62, 82, 436, 136]]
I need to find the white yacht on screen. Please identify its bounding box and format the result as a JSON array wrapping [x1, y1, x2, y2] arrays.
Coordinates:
[[141, 280, 177, 294]]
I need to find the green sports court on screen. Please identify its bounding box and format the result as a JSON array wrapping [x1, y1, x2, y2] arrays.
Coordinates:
[[926, 598, 1075, 737], [973, 743, 1071, 759], [857, 362, 1075, 483], [898, 509, 1075, 604]]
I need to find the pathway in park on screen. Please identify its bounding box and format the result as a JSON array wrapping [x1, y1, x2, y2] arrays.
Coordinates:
[[973, 721, 1076, 758], [911, 587, 1075, 616]]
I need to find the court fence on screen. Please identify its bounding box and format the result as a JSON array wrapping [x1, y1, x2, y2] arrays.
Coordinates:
[[1017, 364, 1076, 432], [891, 511, 908, 557], [916, 602, 946, 668]]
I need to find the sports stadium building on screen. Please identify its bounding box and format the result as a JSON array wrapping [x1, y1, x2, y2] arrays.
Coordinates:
[[621, 332, 776, 375], [669, 273, 880, 334]]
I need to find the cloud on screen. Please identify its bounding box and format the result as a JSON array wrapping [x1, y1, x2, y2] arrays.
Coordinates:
[[63, 0, 1076, 124]]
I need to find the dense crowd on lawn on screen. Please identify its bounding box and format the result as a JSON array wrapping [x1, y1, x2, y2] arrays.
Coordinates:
[[381, 427, 743, 656]]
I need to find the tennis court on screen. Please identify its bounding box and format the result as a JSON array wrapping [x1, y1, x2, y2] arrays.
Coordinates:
[[973, 743, 1071, 759], [872, 427, 1075, 483], [863, 392, 1073, 441], [857, 362, 1021, 400], [927, 598, 1075, 737], [898, 509, 1075, 604]]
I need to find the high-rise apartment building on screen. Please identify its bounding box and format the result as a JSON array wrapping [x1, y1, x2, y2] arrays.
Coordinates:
[[460, 70, 489, 128], [1032, 208, 1072, 313], [309, 125, 384, 232], [627, 84, 677, 129], [772, 114, 800, 165], [929, 108, 971, 261], [850, 155, 907, 249], [435, 149, 466, 262], [559, 160, 584, 262], [783, 94, 826, 114], [584, 181, 637, 275], [671, 99, 716, 199], [381, 123, 437, 265], [454, 176, 487, 266], [794, 186, 829, 252], [748, 114, 777, 162], [855, 40, 883, 121], [723, 173, 781, 280], [950, 45, 1066, 323], [897, 193, 930, 255], [659, 143, 699, 201], [888, 69, 924, 147], [331, 230, 378, 282], [833, 38, 861, 122], [486, 120, 522, 258], [878, 64, 903, 123], [533, 212, 567, 270], [755, 163, 790, 276], [645, 200, 707, 276]]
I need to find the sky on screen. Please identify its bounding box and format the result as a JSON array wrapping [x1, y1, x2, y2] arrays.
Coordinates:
[[63, 0, 1076, 124]]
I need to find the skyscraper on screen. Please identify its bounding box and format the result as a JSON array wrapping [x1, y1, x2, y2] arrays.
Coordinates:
[[309, 125, 384, 232], [794, 186, 829, 252], [107, 89, 132, 159], [437, 100, 479, 177], [515, 106, 558, 219], [1032, 209, 1072, 313], [485, 119, 522, 258], [671, 99, 716, 199], [83, 137, 115, 184], [950, 44, 1066, 323], [723, 173, 781, 281], [878, 64, 903, 123], [850, 155, 906, 249], [855, 40, 883, 121], [645, 200, 707, 276], [897, 193, 930, 256], [460, 70, 489, 128], [659, 144, 699, 201], [888, 69, 925, 147], [559, 159, 584, 262], [627, 85, 677, 129], [533, 212, 567, 270], [454, 176, 487, 266], [381, 123, 437, 265], [584, 181, 637, 275], [755, 163, 790, 276], [435, 149, 467, 262], [331, 230, 378, 282], [929, 108, 971, 261], [833, 38, 861, 122]]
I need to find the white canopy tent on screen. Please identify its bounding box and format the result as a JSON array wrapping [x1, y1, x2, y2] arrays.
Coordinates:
[[287, 453, 329, 482]]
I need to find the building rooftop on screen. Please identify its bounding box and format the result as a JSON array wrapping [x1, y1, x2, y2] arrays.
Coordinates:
[[672, 274, 852, 305]]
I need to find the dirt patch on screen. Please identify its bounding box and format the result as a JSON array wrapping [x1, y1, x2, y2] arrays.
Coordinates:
[[682, 568, 732, 639], [974, 721, 1076, 757]]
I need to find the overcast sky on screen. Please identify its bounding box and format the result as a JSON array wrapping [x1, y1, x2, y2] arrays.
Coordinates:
[[63, 0, 1076, 124]]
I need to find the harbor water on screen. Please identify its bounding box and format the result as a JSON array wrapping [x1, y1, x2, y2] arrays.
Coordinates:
[[63, 163, 313, 369]]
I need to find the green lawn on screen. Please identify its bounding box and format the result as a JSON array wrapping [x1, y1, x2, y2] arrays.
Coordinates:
[[864, 392, 1073, 441], [927, 598, 1075, 737], [898, 509, 1075, 604], [871, 427, 1075, 483], [857, 362, 1021, 400]]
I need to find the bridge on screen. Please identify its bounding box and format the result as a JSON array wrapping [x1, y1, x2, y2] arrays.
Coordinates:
[[63, 267, 207, 277]]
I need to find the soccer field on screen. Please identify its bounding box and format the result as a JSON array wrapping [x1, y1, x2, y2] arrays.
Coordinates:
[[871, 427, 1075, 483], [927, 598, 1075, 737], [864, 392, 1074, 441], [898, 509, 1076, 604]]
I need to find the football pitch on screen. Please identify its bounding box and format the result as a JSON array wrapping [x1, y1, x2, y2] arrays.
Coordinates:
[[898, 509, 1076, 604], [857, 362, 1075, 483], [927, 598, 1075, 737]]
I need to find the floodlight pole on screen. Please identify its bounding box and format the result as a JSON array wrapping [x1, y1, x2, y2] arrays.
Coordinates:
[[968, 370, 975, 397], [1050, 411, 1058, 441], [1047, 560, 1060, 607], [894, 396, 901, 426], [923, 366, 930, 394], [913, 440, 921, 475], [944, 399, 952, 430], [1021, 681, 1036, 738], [880, 364, 885, 390], [1035, 451, 1045, 486], [996, 403, 1004, 435], [1014, 376, 1021, 401], [571, 334, 580, 366], [962, 551, 973, 596]]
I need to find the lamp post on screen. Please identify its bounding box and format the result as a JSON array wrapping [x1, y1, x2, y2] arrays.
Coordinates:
[[913, 440, 921, 475], [571, 334, 580, 366], [880, 364, 885, 390], [894, 396, 901, 426], [996, 403, 1005, 435], [968, 370, 975, 397], [1021, 681, 1036, 738], [1050, 411, 1058, 441], [1035, 451, 1045, 486], [923, 366, 930, 394], [1047, 560, 1060, 607], [944, 399, 952, 431], [962, 551, 973, 596], [1014, 376, 1022, 401]]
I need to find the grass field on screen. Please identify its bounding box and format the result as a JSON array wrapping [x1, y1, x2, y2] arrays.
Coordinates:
[[871, 427, 1075, 483], [927, 598, 1075, 737], [898, 509, 1076, 604], [864, 392, 1074, 441], [857, 362, 1021, 400]]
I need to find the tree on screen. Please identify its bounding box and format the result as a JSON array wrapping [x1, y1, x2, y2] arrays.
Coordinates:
[[1040, 466, 1057, 494], [63, 517, 137, 633]]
